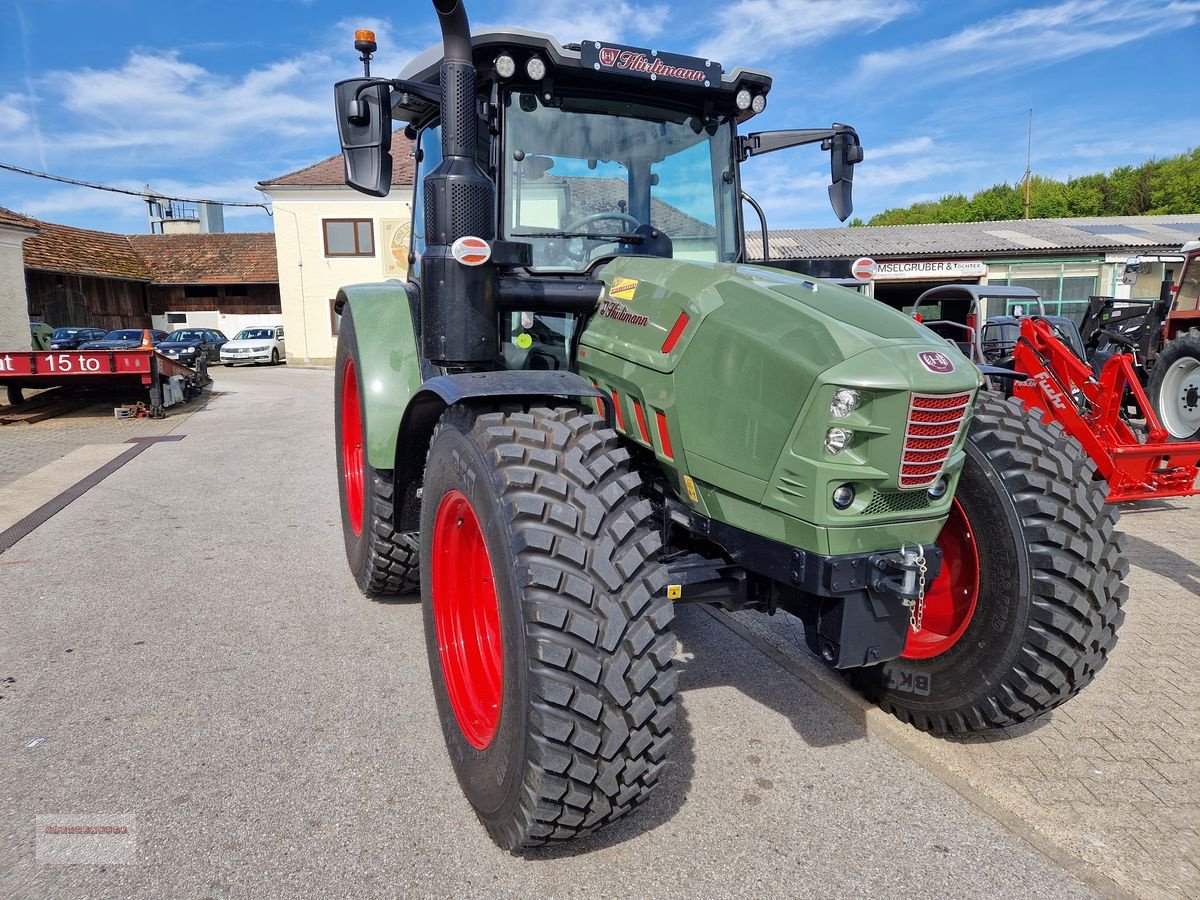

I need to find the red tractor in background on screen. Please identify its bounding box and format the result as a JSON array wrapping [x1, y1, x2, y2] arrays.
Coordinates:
[[1085, 239, 1200, 442], [913, 281, 1200, 504]]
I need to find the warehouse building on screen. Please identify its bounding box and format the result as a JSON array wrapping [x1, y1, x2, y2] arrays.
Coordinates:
[[752, 215, 1200, 320]]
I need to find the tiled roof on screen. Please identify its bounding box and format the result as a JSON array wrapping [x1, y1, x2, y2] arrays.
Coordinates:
[[20, 216, 278, 284], [260, 133, 416, 188], [128, 233, 278, 283], [0, 205, 39, 232], [546, 177, 717, 237], [752, 215, 1200, 260], [24, 220, 153, 281]]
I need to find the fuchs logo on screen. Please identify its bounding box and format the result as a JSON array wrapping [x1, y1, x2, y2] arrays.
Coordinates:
[[918, 351, 955, 374], [594, 47, 707, 82]]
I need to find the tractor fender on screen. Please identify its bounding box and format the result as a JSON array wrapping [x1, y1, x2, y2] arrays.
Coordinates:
[[393, 370, 613, 530], [335, 282, 426, 472]]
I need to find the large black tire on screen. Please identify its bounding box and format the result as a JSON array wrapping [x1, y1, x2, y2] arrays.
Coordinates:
[[334, 307, 420, 595], [420, 405, 676, 850], [1146, 329, 1200, 441], [5, 385, 23, 406], [855, 395, 1127, 735]]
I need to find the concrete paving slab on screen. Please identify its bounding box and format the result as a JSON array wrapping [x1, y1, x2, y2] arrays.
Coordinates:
[[0, 444, 131, 530], [0, 367, 1105, 898]]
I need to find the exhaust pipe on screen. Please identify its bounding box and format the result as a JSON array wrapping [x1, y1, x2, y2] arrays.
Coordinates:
[[421, 0, 498, 368]]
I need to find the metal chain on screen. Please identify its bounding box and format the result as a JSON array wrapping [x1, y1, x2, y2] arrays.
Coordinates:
[[910, 550, 928, 633]]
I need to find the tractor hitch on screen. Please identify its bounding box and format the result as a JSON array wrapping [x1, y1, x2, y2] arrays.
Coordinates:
[[661, 498, 944, 667]]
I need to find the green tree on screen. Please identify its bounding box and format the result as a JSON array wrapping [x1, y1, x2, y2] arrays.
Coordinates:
[[862, 147, 1199, 225]]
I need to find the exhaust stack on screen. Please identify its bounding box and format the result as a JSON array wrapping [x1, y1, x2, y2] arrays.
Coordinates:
[[420, 0, 498, 367]]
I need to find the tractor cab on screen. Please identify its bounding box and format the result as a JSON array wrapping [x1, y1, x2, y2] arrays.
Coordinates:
[[334, 13, 861, 372]]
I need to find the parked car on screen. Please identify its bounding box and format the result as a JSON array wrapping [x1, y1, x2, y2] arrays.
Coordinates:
[[48, 327, 108, 350], [220, 326, 285, 366], [79, 329, 168, 350], [158, 328, 227, 365], [30, 321, 54, 350]]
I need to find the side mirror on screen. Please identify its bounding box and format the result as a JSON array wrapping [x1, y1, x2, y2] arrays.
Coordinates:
[[334, 78, 392, 197], [827, 126, 863, 222]]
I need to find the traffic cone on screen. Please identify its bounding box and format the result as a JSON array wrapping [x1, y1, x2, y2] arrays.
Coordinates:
[[140, 329, 155, 351]]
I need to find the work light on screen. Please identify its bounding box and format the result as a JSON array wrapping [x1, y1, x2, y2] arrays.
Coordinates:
[[526, 55, 547, 80], [494, 54, 516, 78], [735, 89, 752, 110]]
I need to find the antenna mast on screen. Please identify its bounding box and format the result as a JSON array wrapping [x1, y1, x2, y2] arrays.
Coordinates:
[[1023, 108, 1033, 219]]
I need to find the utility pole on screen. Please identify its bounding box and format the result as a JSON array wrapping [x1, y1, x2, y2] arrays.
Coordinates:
[[1023, 108, 1033, 219]]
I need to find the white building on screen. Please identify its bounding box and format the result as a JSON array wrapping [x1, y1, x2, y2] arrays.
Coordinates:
[[258, 137, 416, 365], [0, 207, 39, 350]]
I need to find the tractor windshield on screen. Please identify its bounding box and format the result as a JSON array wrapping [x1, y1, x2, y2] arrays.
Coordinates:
[[501, 91, 739, 272]]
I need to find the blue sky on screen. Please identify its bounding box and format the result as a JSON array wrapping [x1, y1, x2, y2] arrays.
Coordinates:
[[1, 0, 1197, 235]]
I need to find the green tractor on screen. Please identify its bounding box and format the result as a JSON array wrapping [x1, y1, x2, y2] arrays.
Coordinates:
[[332, 0, 1127, 850]]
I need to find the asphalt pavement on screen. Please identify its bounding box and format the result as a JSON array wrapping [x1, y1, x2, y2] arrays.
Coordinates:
[[1, 366, 1102, 898]]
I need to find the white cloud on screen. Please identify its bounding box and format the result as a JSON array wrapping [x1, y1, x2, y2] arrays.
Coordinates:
[[0, 94, 30, 132], [695, 0, 914, 64], [869, 136, 934, 160], [857, 0, 1200, 87], [480, 0, 669, 44]]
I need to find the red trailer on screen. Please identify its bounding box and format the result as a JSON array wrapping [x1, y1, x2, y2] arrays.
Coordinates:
[[0, 330, 210, 418]]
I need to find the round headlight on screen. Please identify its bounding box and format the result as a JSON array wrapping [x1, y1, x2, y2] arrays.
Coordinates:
[[825, 427, 853, 455], [735, 88, 752, 111], [751, 93, 766, 114], [832, 484, 856, 510], [928, 477, 949, 499], [494, 54, 516, 78], [526, 55, 547, 80], [830, 388, 862, 418]]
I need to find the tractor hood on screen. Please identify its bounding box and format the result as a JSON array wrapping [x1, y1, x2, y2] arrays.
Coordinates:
[[581, 257, 960, 375]]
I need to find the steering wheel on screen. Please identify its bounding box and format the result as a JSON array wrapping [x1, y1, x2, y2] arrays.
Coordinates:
[[563, 211, 642, 233], [551, 211, 643, 266]]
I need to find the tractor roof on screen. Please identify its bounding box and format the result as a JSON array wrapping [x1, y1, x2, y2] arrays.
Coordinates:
[[398, 29, 771, 124]]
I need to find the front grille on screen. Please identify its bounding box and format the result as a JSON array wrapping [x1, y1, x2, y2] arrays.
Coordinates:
[[899, 392, 972, 489]]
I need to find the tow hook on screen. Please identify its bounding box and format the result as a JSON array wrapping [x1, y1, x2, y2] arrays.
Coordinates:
[[871, 546, 941, 601]]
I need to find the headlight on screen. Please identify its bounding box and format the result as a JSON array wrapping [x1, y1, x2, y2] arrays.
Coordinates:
[[735, 88, 752, 110], [751, 93, 767, 114], [830, 388, 862, 418], [832, 484, 856, 510], [928, 478, 949, 499], [825, 427, 853, 454]]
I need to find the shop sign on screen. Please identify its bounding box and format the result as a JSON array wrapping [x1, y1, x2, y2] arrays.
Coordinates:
[[873, 260, 988, 281]]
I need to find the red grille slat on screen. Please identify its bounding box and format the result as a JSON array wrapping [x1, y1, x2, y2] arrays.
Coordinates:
[[899, 391, 972, 489], [909, 408, 967, 424], [908, 423, 963, 438], [911, 396, 972, 410]]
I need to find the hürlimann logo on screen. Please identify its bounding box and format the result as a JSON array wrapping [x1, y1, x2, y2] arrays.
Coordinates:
[[598, 299, 650, 327]]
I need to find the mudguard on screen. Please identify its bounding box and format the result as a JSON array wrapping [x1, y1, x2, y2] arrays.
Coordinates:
[[336, 281, 425, 471]]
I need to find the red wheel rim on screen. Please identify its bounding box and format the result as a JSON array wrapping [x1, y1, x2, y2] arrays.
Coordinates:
[[431, 490, 503, 750], [901, 498, 980, 660], [341, 358, 364, 537]]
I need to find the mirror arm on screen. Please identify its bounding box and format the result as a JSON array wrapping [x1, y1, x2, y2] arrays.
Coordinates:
[[348, 78, 440, 123], [738, 128, 836, 162]]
